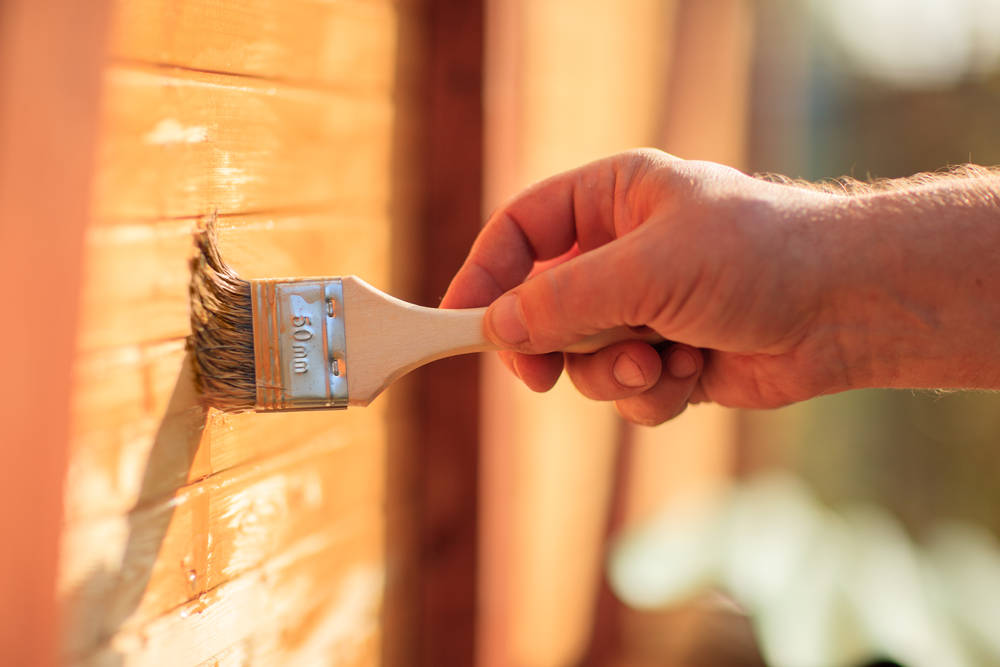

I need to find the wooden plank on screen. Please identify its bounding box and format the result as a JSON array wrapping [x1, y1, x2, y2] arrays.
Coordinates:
[[67, 341, 203, 521], [66, 338, 390, 520], [68, 210, 397, 523], [61, 439, 384, 658], [71, 512, 384, 666], [109, 0, 416, 94], [0, 0, 110, 663], [77, 213, 389, 350], [63, 1, 432, 663], [93, 65, 395, 221]]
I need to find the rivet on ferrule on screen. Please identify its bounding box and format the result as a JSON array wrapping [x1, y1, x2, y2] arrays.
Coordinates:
[[249, 277, 349, 411]]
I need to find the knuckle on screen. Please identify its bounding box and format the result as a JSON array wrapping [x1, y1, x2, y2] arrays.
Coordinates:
[[520, 272, 566, 347], [620, 147, 670, 169]]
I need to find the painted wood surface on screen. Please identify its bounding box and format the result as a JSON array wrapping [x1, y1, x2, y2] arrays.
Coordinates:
[[78, 215, 389, 349], [109, 0, 409, 91], [93, 65, 398, 221], [60, 0, 427, 663]]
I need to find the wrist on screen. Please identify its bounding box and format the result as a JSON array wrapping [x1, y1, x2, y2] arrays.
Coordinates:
[[822, 177, 1000, 390]]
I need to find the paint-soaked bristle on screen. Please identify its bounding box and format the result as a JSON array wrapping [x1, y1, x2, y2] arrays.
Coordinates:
[[188, 224, 257, 411]]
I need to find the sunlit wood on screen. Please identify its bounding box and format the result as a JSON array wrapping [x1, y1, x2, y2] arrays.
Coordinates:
[[93, 66, 395, 221], [78, 213, 389, 350], [109, 0, 409, 92], [73, 514, 385, 665], [60, 0, 425, 663]]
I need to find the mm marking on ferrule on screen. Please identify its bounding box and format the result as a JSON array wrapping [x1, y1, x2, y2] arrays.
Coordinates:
[[249, 277, 349, 411]]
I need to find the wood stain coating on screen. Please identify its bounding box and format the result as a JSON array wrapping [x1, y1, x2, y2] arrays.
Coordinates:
[[60, 0, 421, 662]]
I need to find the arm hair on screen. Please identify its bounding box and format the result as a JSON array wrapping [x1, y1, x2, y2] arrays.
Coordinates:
[[755, 164, 1000, 196]]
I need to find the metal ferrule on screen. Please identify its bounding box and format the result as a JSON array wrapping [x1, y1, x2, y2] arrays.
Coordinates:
[[250, 277, 349, 411]]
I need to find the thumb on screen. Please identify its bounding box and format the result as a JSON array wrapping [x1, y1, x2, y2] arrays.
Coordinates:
[[485, 234, 654, 353]]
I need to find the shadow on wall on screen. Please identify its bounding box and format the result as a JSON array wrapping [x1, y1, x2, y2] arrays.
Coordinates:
[[64, 351, 209, 664]]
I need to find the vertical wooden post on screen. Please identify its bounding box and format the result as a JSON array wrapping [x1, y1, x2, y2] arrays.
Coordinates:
[[0, 1, 110, 664], [416, 2, 484, 665]]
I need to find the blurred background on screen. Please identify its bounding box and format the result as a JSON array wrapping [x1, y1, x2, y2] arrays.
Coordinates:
[[478, 1, 1000, 666]]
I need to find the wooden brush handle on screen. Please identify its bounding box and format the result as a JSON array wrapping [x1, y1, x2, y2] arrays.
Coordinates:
[[452, 307, 664, 354], [342, 276, 665, 406]]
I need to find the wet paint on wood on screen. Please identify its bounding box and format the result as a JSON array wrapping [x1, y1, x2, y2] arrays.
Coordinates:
[[60, 0, 430, 663]]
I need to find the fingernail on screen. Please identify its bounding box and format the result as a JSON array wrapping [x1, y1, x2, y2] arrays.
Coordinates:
[[613, 354, 647, 388], [489, 294, 529, 345], [667, 349, 698, 379]]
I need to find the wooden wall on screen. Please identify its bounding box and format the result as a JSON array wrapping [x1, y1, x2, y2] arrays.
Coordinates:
[[56, 1, 477, 664]]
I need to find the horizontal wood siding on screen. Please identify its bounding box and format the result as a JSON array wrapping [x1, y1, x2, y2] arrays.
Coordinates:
[[61, 0, 426, 663], [92, 66, 396, 221]]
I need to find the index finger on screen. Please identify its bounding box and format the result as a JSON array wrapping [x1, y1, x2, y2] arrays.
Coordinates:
[[440, 154, 628, 309]]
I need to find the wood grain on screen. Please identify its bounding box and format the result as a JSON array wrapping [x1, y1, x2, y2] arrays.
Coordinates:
[[72, 512, 385, 665], [78, 212, 389, 350], [67, 340, 389, 520], [62, 442, 384, 657], [62, 0, 429, 662], [66, 211, 399, 657], [109, 0, 416, 93], [93, 65, 396, 221]]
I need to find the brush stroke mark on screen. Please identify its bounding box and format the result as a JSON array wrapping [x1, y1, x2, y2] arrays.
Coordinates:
[[144, 119, 208, 145]]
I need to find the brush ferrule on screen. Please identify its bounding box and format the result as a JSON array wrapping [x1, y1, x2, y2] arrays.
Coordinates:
[[250, 278, 348, 411]]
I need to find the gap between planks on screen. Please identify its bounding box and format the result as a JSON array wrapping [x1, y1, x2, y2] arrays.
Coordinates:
[[108, 56, 407, 99], [90, 199, 381, 227]]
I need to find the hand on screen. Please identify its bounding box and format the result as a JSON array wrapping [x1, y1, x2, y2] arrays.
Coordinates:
[[441, 149, 843, 425], [440, 149, 1000, 425]]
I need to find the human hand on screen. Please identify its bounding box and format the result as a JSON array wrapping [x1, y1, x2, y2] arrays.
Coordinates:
[[440, 149, 1000, 424]]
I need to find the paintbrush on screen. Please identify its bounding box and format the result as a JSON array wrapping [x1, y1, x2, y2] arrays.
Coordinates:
[[188, 226, 662, 412]]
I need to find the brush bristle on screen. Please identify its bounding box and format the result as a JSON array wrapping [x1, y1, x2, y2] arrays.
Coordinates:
[[188, 223, 257, 411]]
